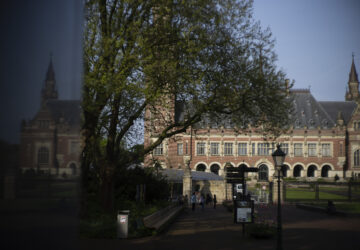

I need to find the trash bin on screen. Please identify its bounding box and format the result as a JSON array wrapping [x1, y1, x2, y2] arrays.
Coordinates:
[[117, 210, 130, 238]]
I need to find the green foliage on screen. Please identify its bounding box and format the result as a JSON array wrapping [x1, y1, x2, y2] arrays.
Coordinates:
[[82, 0, 292, 212]]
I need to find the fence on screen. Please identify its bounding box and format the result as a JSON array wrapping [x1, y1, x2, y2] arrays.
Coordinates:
[[283, 181, 360, 202]]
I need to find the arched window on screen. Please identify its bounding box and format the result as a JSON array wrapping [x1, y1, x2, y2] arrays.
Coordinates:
[[196, 164, 206, 172], [258, 164, 268, 181], [210, 164, 220, 175], [38, 147, 49, 165], [282, 165, 289, 177], [321, 165, 331, 177], [307, 165, 317, 177], [70, 163, 77, 175], [293, 165, 303, 177], [354, 150, 360, 166]]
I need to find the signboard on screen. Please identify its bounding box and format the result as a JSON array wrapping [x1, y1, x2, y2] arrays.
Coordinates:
[[235, 184, 243, 193], [234, 200, 254, 224]]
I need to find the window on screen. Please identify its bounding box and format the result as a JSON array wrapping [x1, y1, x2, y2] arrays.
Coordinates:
[[154, 143, 163, 155], [70, 141, 80, 154], [339, 142, 343, 156], [197, 142, 206, 156], [210, 142, 219, 155], [38, 147, 49, 165], [224, 143, 233, 155], [322, 143, 331, 157], [258, 165, 268, 181], [177, 143, 183, 155], [281, 143, 289, 155], [258, 143, 269, 156], [354, 122, 360, 131], [308, 143, 317, 157], [252, 143, 256, 155], [38, 120, 49, 129], [294, 143, 303, 156], [355, 150, 360, 166], [238, 143, 247, 156]]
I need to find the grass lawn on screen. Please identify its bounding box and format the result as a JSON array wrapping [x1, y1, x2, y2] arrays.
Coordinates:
[[286, 189, 347, 200]]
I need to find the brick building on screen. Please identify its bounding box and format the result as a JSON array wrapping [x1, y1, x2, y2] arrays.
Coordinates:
[[19, 58, 81, 177], [145, 57, 360, 182]]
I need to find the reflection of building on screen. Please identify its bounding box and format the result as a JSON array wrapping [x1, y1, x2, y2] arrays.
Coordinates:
[[145, 57, 360, 182], [19, 58, 81, 176]]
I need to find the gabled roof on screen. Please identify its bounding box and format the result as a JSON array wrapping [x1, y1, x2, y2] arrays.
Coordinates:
[[46, 100, 81, 126], [318, 101, 357, 125]]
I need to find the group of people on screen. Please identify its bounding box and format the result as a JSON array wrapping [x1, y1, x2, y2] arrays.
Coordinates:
[[190, 192, 217, 211]]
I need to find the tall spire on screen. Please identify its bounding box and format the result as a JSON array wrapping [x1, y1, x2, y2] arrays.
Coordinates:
[[349, 53, 359, 83], [46, 53, 55, 81], [41, 53, 58, 104]]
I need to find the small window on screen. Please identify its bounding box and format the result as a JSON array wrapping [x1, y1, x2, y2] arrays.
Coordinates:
[[197, 142, 206, 156], [238, 143, 247, 156], [355, 150, 360, 166], [280, 143, 289, 155], [294, 143, 303, 156], [38, 147, 49, 165], [257, 143, 269, 156], [308, 143, 317, 157], [177, 143, 183, 155], [210, 142, 219, 155], [154, 143, 163, 155], [321, 144, 331, 157], [224, 143, 233, 156]]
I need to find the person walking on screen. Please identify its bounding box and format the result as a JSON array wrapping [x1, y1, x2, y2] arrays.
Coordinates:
[[200, 194, 205, 211], [191, 192, 197, 211], [213, 194, 217, 209]]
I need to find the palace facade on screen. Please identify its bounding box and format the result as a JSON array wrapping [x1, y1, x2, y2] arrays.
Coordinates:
[[145, 57, 360, 181], [19, 58, 81, 177]]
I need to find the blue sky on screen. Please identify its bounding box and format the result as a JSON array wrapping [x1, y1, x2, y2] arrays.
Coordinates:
[[253, 0, 360, 101], [1, 0, 359, 144]]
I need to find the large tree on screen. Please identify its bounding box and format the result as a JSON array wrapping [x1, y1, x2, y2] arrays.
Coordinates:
[[82, 0, 291, 212]]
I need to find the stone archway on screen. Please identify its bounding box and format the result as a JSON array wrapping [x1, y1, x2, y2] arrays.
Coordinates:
[[307, 165, 317, 177], [210, 164, 220, 175], [196, 164, 206, 172], [293, 165, 303, 177], [321, 165, 331, 177]]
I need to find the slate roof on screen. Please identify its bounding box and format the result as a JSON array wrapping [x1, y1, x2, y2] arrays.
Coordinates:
[[46, 100, 81, 126], [319, 101, 357, 124], [174, 89, 358, 129], [160, 169, 224, 183]]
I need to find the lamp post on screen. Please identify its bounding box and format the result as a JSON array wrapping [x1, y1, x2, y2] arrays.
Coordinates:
[[272, 144, 286, 250]]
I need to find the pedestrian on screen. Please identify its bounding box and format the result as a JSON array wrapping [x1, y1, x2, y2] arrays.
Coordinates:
[[213, 194, 217, 209], [200, 194, 205, 211], [206, 194, 212, 205], [191, 192, 197, 211]]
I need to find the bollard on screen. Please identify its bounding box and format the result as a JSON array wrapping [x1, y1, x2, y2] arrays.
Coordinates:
[[117, 210, 130, 239]]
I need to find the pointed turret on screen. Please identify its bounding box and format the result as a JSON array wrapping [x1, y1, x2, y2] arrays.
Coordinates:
[[345, 54, 359, 101], [349, 54, 359, 83], [41, 54, 58, 105]]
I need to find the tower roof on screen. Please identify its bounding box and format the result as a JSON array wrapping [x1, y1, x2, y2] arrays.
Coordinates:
[[46, 56, 55, 81], [349, 54, 359, 83]]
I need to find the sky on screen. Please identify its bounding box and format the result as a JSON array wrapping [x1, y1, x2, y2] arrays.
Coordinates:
[[0, 0, 359, 144]]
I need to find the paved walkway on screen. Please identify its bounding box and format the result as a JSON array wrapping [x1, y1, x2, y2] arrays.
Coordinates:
[[80, 203, 360, 250]]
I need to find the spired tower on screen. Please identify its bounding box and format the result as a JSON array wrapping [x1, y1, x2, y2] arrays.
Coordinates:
[[345, 54, 359, 101], [41, 55, 58, 105]]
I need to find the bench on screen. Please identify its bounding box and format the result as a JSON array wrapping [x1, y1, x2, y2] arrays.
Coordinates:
[[143, 204, 183, 232]]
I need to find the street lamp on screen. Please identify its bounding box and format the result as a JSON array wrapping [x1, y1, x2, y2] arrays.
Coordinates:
[[272, 144, 286, 250]]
